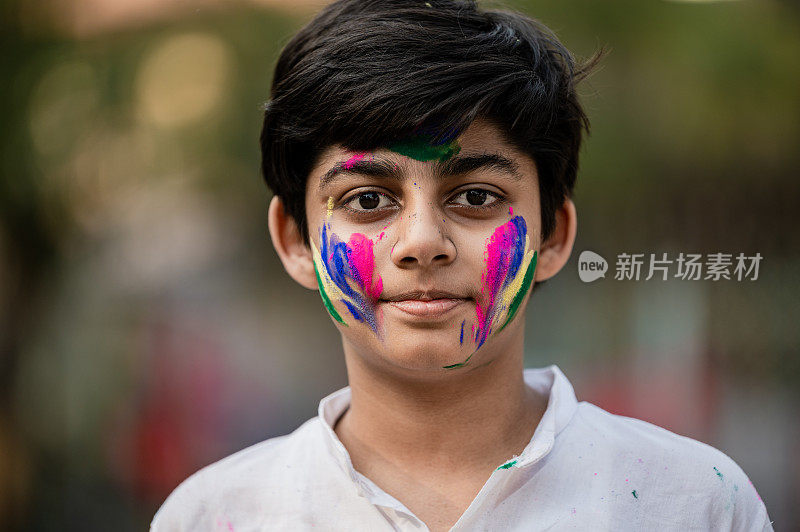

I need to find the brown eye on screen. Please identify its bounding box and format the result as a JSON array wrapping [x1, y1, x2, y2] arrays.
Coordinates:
[[466, 189, 488, 205], [451, 188, 502, 208], [359, 192, 381, 209], [343, 191, 393, 212]]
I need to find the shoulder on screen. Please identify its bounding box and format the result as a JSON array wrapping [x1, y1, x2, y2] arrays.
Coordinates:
[[149, 417, 324, 531], [570, 402, 773, 530], [574, 401, 748, 474]]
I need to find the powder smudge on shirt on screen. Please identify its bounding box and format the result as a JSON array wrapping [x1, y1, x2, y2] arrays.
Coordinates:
[[748, 478, 762, 502], [496, 459, 517, 470]]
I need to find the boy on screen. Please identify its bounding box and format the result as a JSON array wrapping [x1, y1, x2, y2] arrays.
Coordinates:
[[152, 0, 774, 530]]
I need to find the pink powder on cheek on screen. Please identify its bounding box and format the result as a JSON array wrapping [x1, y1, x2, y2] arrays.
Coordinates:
[[377, 223, 389, 242], [474, 217, 525, 346], [347, 233, 383, 300], [342, 151, 368, 169]]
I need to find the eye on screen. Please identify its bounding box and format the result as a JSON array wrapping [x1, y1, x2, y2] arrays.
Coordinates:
[[450, 188, 503, 208], [343, 191, 394, 212]]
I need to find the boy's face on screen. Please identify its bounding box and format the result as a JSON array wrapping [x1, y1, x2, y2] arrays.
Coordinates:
[[283, 119, 569, 372]]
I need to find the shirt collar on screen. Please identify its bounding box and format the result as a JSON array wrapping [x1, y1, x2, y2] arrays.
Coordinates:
[[317, 364, 579, 494], [513, 364, 579, 468]]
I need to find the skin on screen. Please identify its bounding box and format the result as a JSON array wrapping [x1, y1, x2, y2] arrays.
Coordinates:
[[268, 119, 577, 532]]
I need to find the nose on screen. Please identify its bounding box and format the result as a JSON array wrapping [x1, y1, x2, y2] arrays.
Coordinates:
[[391, 200, 457, 269]]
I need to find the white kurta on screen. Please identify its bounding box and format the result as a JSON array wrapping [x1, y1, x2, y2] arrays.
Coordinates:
[[151, 365, 774, 531]]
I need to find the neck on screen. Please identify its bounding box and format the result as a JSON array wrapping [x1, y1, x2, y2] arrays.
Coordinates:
[[335, 327, 547, 475]]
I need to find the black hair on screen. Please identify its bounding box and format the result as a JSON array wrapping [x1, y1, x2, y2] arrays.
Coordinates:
[[261, 0, 602, 245]]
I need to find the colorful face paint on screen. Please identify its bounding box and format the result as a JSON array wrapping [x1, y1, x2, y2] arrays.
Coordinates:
[[389, 135, 461, 162], [311, 222, 384, 334], [475, 215, 537, 345], [341, 151, 368, 169], [388, 125, 461, 162], [443, 215, 537, 369]]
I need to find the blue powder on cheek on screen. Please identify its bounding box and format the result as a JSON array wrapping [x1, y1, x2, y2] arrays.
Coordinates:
[[343, 300, 364, 322]]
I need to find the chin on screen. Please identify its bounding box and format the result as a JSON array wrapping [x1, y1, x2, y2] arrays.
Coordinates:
[[375, 331, 478, 372]]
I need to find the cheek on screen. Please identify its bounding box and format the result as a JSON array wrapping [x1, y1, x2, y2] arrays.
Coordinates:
[[496, 246, 537, 330], [481, 215, 528, 304], [311, 222, 383, 334], [311, 238, 347, 326], [473, 215, 536, 345], [345, 233, 383, 300]]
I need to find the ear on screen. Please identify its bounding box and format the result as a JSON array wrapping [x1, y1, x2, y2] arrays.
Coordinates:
[[534, 198, 578, 282], [267, 195, 318, 291]]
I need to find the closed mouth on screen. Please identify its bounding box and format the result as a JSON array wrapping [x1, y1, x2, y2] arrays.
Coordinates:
[[381, 297, 470, 318], [382, 290, 467, 302]]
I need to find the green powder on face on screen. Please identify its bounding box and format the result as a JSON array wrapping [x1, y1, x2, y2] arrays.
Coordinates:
[[442, 351, 474, 370], [389, 136, 461, 162], [314, 262, 347, 326], [497, 251, 538, 334]]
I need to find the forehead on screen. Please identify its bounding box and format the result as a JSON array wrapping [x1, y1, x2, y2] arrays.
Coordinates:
[[311, 118, 537, 180], [449, 119, 519, 153]]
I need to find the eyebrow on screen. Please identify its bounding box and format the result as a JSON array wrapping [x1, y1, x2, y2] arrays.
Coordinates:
[[320, 158, 401, 187], [436, 153, 523, 182], [319, 153, 523, 188]]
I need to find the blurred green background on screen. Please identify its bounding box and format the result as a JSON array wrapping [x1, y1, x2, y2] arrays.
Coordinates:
[[1, 0, 798, 529]]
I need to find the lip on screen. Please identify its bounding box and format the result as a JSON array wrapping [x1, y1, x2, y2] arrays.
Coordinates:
[[383, 290, 466, 302], [383, 298, 468, 318]]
